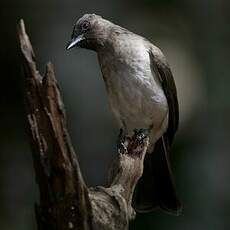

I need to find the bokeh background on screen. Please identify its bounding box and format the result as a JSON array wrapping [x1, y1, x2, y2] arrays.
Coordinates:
[[1, 0, 230, 229]]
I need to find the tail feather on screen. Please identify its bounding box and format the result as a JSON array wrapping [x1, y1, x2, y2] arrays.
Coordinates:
[[133, 136, 182, 215]]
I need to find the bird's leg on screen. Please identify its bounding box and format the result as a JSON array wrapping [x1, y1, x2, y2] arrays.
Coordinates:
[[134, 128, 150, 141], [117, 128, 149, 155], [127, 129, 149, 156], [117, 128, 130, 154]]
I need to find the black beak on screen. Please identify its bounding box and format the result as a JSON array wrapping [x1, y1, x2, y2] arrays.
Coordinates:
[[66, 34, 85, 50]]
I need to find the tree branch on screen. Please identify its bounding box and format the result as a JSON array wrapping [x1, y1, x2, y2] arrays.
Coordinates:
[[18, 19, 149, 230]]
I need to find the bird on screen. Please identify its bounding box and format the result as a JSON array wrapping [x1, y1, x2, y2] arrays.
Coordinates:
[[66, 13, 181, 215]]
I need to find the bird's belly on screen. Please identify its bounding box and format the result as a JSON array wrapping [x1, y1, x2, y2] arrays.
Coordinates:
[[105, 69, 168, 135], [98, 43, 168, 141]]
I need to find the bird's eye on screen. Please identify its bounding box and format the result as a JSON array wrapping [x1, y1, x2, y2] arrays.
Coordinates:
[[81, 21, 90, 31]]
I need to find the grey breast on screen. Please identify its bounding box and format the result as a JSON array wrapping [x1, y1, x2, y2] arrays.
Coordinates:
[[97, 33, 168, 134]]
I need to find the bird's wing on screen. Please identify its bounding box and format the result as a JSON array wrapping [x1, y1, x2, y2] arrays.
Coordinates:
[[133, 46, 181, 214], [149, 46, 179, 145]]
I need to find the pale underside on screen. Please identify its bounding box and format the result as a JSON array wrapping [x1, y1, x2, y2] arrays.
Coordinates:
[[98, 34, 169, 152]]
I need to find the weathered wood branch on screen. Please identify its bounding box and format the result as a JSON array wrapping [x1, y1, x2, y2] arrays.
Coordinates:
[[18, 19, 149, 230]]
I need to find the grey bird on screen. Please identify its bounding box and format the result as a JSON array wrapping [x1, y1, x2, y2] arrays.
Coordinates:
[[66, 14, 181, 215]]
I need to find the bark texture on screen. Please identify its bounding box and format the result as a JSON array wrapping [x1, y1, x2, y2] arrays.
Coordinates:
[[18, 19, 149, 230]]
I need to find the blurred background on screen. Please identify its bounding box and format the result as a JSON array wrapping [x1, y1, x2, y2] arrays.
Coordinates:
[[1, 0, 230, 229]]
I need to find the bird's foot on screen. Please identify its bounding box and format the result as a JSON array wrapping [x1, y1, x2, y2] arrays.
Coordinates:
[[133, 128, 150, 142], [117, 128, 149, 156], [117, 128, 130, 154], [127, 129, 149, 156]]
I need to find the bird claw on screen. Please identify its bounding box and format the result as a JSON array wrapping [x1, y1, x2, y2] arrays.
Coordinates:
[[133, 128, 149, 143], [127, 128, 149, 157], [118, 142, 128, 155], [117, 128, 130, 154], [117, 128, 149, 155]]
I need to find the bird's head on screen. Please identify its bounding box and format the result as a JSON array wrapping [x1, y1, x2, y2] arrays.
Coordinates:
[[66, 14, 112, 51]]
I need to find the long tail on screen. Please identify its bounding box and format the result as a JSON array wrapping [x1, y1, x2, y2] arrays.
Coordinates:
[[133, 136, 182, 215]]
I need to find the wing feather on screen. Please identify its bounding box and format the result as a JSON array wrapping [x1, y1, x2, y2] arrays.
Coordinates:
[[149, 47, 179, 145]]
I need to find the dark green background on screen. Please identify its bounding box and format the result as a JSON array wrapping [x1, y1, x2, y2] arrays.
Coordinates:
[[1, 0, 230, 229]]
